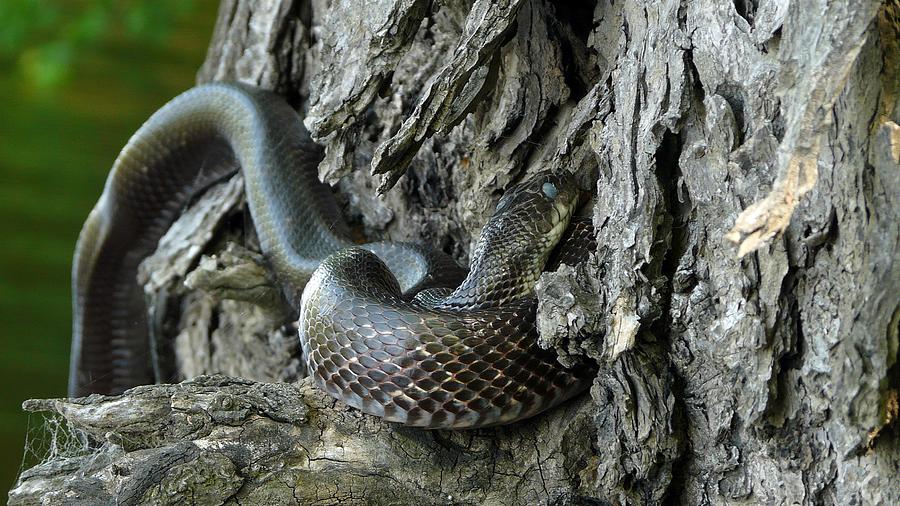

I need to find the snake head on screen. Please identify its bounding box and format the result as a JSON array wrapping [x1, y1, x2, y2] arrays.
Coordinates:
[[494, 170, 580, 251], [449, 171, 581, 308], [493, 171, 579, 224]]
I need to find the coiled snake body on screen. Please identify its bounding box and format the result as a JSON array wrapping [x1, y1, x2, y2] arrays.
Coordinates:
[[71, 82, 594, 428]]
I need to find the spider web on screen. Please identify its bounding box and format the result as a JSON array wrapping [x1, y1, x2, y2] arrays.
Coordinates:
[[17, 410, 93, 479]]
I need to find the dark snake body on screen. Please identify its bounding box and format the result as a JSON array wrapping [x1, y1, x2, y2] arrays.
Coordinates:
[[71, 82, 593, 428]]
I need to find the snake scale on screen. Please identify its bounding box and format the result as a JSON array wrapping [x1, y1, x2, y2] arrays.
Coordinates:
[[70, 82, 594, 428]]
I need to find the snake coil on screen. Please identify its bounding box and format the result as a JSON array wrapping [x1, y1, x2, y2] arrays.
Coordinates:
[[71, 82, 594, 428]]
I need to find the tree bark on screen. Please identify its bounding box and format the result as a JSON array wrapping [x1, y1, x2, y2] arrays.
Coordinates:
[[10, 0, 899, 505]]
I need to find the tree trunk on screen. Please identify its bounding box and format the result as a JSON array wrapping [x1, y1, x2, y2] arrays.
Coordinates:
[[10, 0, 899, 505]]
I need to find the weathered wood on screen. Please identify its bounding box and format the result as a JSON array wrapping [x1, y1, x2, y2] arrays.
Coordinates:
[[10, 0, 899, 504]]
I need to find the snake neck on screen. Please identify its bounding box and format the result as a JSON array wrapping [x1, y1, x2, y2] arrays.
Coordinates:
[[439, 199, 575, 310]]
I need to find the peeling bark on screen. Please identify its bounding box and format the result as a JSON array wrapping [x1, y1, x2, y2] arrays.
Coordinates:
[[10, 0, 899, 505]]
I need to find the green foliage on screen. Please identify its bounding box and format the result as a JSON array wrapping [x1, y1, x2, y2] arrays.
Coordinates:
[[0, 0, 218, 494], [0, 0, 196, 91]]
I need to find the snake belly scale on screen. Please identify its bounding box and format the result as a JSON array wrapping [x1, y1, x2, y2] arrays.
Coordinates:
[[71, 82, 594, 428]]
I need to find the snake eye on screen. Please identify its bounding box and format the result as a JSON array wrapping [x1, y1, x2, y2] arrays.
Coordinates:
[[542, 182, 557, 199]]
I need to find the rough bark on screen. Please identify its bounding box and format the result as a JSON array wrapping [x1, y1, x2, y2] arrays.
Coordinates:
[[10, 0, 899, 505]]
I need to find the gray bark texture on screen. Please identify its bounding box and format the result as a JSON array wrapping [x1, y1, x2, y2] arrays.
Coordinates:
[[9, 0, 899, 505]]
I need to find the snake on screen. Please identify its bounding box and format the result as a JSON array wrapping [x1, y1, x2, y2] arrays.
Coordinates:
[[70, 82, 595, 428]]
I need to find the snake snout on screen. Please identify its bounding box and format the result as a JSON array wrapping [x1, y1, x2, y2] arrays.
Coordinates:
[[509, 171, 579, 243]]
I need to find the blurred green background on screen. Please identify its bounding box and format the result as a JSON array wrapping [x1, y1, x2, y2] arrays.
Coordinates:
[[0, 0, 218, 494]]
